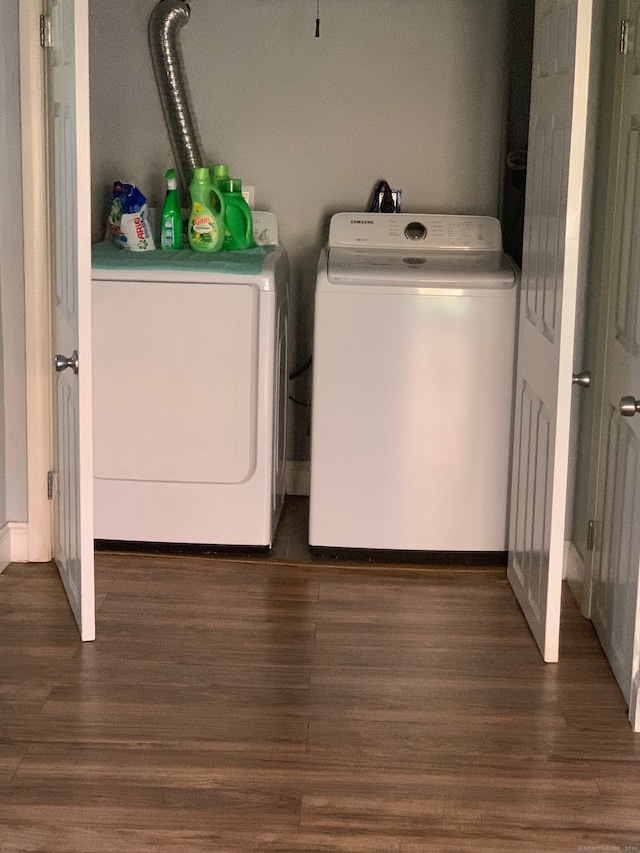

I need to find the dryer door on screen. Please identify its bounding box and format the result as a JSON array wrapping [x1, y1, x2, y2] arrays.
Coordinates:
[[92, 279, 258, 485]]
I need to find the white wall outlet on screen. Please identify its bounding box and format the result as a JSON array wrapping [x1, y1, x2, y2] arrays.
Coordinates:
[[242, 185, 255, 209]]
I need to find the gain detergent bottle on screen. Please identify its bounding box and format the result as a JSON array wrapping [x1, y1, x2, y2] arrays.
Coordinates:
[[188, 167, 225, 252]]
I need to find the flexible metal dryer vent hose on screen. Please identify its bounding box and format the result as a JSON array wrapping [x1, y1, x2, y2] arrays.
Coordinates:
[[149, 0, 205, 199]]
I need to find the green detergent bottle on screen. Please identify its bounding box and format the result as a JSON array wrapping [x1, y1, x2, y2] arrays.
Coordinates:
[[160, 168, 182, 250], [221, 177, 255, 251], [188, 167, 225, 253]]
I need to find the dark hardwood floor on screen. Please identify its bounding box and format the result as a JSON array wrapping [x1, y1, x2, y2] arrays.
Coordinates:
[[1, 497, 639, 852]]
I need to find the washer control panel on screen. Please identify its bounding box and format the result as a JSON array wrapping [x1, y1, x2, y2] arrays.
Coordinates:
[[329, 213, 503, 252]]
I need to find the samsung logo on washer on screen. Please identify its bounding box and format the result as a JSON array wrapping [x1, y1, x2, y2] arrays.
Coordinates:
[[350, 219, 375, 225]]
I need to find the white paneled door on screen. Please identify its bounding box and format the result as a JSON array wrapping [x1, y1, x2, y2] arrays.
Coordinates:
[[46, 0, 95, 640], [588, 0, 640, 730], [508, 0, 593, 661]]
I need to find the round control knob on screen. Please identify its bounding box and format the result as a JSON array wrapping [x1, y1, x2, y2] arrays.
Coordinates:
[[404, 221, 427, 241]]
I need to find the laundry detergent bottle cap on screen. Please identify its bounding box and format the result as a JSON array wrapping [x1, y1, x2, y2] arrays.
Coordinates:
[[221, 177, 255, 251], [188, 167, 225, 252], [212, 164, 231, 192], [160, 167, 182, 250]]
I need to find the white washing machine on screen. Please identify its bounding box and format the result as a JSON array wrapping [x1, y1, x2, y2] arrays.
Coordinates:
[[91, 213, 288, 547], [309, 213, 518, 552]]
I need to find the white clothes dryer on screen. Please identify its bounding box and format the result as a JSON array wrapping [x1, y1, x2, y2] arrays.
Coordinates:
[[91, 213, 288, 547], [309, 213, 518, 552]]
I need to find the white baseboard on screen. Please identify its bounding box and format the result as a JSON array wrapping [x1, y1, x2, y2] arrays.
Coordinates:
[[565, 539, 585, 610], [630, 672, 640, 733], [0, 522, 29, 573], [285, 460, 310, 496], [0, 524, 10, 573]]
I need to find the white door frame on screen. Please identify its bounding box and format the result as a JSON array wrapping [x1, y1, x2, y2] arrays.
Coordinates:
[[20, 0, 53, 562]]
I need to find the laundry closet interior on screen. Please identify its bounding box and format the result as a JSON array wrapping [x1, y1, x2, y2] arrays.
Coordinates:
[[88, 0, 537, 550]]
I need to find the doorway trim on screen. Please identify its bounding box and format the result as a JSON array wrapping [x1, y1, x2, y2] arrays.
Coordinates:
[[20, 0, 53, 562]]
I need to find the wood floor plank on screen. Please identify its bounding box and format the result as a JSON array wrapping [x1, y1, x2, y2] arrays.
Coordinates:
[[0, 745, 26, 786], [4, 709, 309, 753]]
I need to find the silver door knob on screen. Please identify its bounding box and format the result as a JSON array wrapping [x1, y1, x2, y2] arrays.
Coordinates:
[[620, 395, 640, 417], [572, 370, 591, 388], [54, 351, 79, 375]]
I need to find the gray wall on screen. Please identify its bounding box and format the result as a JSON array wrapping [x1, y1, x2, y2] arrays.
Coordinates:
[[0, 269, 5, 528], [89, 0, 510, 459], [0, 0, 27, 527]]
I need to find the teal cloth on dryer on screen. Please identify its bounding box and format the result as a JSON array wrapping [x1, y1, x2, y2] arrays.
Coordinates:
[[91, 240, 275, 274]]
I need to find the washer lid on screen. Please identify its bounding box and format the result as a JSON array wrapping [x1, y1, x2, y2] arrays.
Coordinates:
[[327, 248, 516, 288]]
